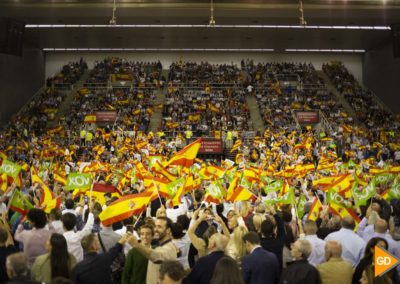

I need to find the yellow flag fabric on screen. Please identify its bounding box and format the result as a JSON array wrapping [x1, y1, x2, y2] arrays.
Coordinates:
[[164, 138, 202, 168], [99, 191, 154, 226]]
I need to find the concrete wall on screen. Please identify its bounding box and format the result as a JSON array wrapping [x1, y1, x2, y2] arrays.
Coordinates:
[[0, 48, 45, 126], [363, 43, 400, 114], [45, 52, 363, 82]]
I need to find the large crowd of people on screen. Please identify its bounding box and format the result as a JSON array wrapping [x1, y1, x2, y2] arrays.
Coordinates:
[[0, 58, 399, 284], [323, 62, 396, 131]]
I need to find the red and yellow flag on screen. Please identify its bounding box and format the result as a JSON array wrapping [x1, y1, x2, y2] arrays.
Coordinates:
[[164, 138, 202, 168], [99, 191, 155, 226]]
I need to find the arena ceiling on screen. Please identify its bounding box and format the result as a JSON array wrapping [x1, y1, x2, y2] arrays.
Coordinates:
[[1, 0, 400, 52]]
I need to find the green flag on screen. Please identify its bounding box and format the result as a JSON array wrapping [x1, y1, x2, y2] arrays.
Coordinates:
[[0, 160, 21, 179], [9, 189, 33, 215], [296, 195, 307, 219], [148, 156, 163, 169], [130, 168, 137, 185], [66, 173, 92, 191], [263, 179, 284, 194], [166, 177, 185, 199], [205, 179, 225, 201], [265, 187, 294, 205], [374, 173, 395, 186], [327, 188, 352, 208], [352, 178, 376, 207], [388, 178, 400, 200]]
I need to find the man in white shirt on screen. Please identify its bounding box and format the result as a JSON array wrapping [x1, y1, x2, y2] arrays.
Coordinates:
[[325, 216, 366, 267], [62, 210, 94, 262], [304, 220, 326, 266]]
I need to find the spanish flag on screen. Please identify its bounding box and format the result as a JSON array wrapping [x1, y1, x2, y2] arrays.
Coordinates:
[[84, 114, 96, 123], [53, 172, 67, 186], [307, 197, 323, 221], [208, 103, 220, 113], [231, 139, 241, 153], [164, 138, 202, 168], [99, 191, 155, 226], [31, 170, 54, 206]]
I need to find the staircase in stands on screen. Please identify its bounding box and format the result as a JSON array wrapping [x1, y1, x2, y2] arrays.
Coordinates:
[[149, 69, 169, 133], [47, 69, 91, 128], [317, 70, 365, 128]]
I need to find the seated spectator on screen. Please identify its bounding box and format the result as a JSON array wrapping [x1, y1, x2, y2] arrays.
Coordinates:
[[317, 241, 353, 284]]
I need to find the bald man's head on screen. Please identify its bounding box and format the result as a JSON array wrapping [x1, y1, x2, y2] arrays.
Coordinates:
[[325, 241, 342, 260], [208, 233, 229, 252], [374, 219, 388, 234], [304, 220, 318, 235], [341, 216, 355, 230]]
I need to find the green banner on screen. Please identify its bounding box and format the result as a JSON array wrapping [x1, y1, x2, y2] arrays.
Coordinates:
[[66, 173, 92, 191], [0, 160, 21, 179]]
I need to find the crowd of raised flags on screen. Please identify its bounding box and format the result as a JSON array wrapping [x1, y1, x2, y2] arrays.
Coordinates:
[[0, 123, 399, 232]]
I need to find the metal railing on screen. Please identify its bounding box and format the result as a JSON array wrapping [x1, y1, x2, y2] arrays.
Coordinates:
[[318, 110, 334, 134], [290, 110, 302, 132]]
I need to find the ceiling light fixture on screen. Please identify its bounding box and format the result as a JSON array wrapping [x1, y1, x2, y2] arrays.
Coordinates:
[[209, 0, 216, 26], [299, 0, 307, 26], [109, 0, 117, 25], [25, 24, 391, 30], [42, 48, 275, 52], [285, 48, 365, 53]]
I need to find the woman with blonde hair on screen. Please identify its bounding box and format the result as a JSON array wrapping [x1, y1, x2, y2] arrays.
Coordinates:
[[225, 225, 248, 263], [252, 214, 266, 235]]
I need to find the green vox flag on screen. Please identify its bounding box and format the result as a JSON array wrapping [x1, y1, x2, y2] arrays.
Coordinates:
[[0, 160, 21, 179], [66, 173, 92, 191]]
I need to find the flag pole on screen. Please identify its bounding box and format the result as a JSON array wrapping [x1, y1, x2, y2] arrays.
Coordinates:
[[293, 197, 304, 237]]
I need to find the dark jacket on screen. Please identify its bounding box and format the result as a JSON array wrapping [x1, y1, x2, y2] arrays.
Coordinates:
[[184, 251, 225, 284], [260, 214, 286, 272], [279, 259, 321, 284], [71, 243, 123, 284], [241, 246, 279, 284], [6, 276, 41, 284]]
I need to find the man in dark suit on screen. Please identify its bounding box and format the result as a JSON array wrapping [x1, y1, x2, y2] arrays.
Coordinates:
[[241, 231, 280, 284], [72, 233, 131, 284], [184, 233, 229, 284]]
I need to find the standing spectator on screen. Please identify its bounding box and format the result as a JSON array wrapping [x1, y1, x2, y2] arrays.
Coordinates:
[[62, 211, 94, 262], [325, 216, 366, 267], [280, 239, 321, 284], [122, 224, 154, 284], [184, 233, 229, 284], [128, 217, 178, 284], [241, 231, 279, 284], [260, 211, 286, 272], [6, 252, 41, 284], [14, 208, 53, 267], [304, 220, 326, 266], [0, 225, 17, 283], [71, 233, 131, 284], [31, 233, 76, 283], [211, 256, 243, 284], [159, 260, 186, 284], [317, 241, 353, 284]]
